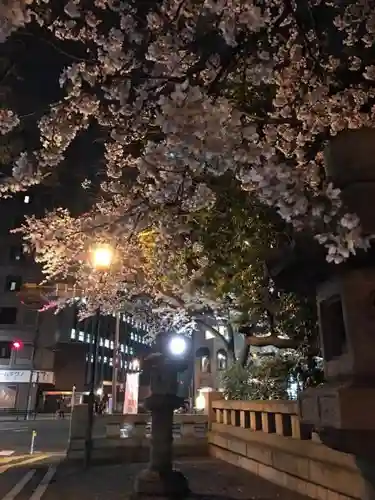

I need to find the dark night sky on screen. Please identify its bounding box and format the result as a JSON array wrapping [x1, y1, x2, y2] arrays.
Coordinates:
[[0, 24, 105, 218]]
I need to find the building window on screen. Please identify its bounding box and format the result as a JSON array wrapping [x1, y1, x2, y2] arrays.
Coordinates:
[[23, 195, 30, 204], [9, 246, 24, 262], [0, 341, 11, 359], [78, 331, 84, 342], [217, 350, 228, 371], [5, 276, 22, 292], [70, 329, 76, 340], [0, 307, 18, 324], [201, 355, 211, 373], [218, 325, 230, 341], [104, 339, 109, 348], [205, 329, 215, 340]]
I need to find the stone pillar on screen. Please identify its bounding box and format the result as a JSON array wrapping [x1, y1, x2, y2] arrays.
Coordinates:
[[203, 390, 223, 429], [149, 401, 174, 473], [133, 356, 190, 498]]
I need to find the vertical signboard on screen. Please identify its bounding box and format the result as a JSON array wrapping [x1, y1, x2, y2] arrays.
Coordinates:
[[123, 373, 140, 414]]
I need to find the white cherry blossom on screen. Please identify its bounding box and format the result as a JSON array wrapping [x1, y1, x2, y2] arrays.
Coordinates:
[[0, 0, 374, 316]]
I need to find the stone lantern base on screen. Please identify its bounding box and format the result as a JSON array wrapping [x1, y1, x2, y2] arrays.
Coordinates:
[[134, 468, 189, 498]]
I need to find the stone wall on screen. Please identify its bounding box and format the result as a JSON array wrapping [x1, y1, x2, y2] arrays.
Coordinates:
[[67, 404, 208, 464], [209, 397, 364, 500]]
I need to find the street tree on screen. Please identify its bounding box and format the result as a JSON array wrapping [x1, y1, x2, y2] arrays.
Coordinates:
[[0, 1, 373, 257]]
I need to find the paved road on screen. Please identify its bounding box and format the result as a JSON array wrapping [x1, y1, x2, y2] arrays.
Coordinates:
[[0, 419, 70, 455]]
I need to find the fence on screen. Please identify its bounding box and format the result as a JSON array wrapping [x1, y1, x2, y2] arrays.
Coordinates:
[[208, 397, 364, 500]]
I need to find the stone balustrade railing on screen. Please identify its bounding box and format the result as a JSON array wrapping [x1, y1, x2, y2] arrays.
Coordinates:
[[103, 412, 208, 440], [208, 395, 363, 500], [211, 398, 312, 440]]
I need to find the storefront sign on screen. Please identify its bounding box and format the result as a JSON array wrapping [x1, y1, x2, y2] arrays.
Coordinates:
[[33, 371, 55, 384], [123, 373, 139, 414], [0, 370, 54, 384]]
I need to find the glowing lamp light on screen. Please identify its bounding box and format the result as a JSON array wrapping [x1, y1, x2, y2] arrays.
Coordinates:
[[12, 340, 22, 350], [195, 394, 206, 411], [168, 335, 188, 357], [90, 245, 114, 270]]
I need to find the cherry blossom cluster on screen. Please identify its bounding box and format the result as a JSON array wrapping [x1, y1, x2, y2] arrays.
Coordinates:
[[2, 0, 375, 319]]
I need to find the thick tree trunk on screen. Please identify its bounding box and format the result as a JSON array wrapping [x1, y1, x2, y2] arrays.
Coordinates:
[[237, 340, 251, 368]]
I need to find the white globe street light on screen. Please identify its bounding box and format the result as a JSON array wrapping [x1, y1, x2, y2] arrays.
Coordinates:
[[168, 335, 188, 357]]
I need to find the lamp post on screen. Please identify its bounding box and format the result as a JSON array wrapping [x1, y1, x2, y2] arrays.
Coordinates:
[[134, 334, 191, 498], [111, 312, 120, 413], [84, 244, 114, 468]]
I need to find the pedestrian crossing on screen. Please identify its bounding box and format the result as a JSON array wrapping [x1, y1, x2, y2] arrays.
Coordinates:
[[0, 461, 56, 500]]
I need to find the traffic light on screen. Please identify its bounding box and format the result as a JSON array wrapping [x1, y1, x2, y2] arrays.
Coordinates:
[[11, 340, 23, 350]]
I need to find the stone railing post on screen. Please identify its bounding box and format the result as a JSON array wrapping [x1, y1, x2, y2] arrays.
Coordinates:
[[250, 411, 262, 430], [204, 391, 224, 430], [291, 414, 311, 440], [261, 411, 276, 433], [275, 413, 292, 437]]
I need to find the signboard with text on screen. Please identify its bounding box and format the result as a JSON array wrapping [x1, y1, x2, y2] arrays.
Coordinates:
[[123, 373, 139, 414], [0, 370, 55, 385]]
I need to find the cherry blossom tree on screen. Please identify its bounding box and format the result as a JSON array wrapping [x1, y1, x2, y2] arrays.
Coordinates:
[[0, 1, 374, 345]]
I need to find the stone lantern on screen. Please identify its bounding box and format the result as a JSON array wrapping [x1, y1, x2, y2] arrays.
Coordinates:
[[267, 128, 375, 500], [133, 334, 190, 498]]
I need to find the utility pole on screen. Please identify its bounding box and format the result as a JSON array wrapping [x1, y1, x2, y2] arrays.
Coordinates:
[[111, 312, 120, 413]]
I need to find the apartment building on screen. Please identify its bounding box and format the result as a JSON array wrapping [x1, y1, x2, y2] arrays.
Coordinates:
[[0, 193, 57, 410]]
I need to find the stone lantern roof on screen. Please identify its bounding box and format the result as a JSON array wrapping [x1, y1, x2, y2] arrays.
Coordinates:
[[266, 235, 375, 295]]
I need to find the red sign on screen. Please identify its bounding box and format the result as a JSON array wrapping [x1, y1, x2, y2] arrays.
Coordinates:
[[123, 373, 139, 414]]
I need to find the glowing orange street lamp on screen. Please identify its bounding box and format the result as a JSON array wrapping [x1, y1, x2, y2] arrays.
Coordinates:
[[90, 245, 114, 271]]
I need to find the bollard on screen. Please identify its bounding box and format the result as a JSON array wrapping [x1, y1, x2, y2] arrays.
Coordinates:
[[30, 430, 37, 455]]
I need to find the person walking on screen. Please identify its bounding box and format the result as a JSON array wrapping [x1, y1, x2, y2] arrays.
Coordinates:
[[56, 398, 65, 419]]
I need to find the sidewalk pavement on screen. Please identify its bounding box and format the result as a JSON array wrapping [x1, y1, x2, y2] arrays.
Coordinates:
[[48, 458, 310, 500]]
